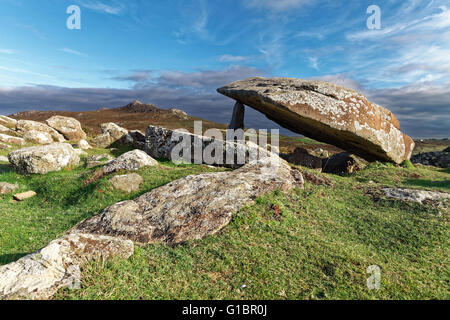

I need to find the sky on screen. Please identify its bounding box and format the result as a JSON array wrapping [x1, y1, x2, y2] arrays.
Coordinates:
[[0, 0, 449, 138]]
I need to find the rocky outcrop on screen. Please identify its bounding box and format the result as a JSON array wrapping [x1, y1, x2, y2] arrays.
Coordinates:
[[110, 173, 144, 193], [383, 188, 450, 204], [0, 134, 24, 146], [23, 130, 53, 145], [8, 143, 80, 174], [46, 116, 87, 141], [322, 152, 367, 174], [168, 108, 188, 120], [287, 147, 323, 170], [411, 151, 450, 168], [16, 120, 65, 143], [102, 149, 158, 175], [217, 77, 415, 164], [73, 157, 304, 245], [0, 124, 17, 136], [144, 126, 277, 168], [0, 116, 17, 129], [0, 234, 134, 300]]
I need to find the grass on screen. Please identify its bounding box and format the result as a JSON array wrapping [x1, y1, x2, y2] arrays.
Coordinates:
[[0, 144, 449, 300]]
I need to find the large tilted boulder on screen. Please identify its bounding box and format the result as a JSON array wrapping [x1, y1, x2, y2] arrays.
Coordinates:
[[217, 77, 415, 164], [45, 116, 87, 141], [91, 123, 129, 148], [8, 143, 80, 174], [0, 234, 134, 300], [72, 157, 304, 245], [0, 116, 17, 129], [100, 123, 128, 141], [144, 126, 277, 168], [16, 120, 65, 143]]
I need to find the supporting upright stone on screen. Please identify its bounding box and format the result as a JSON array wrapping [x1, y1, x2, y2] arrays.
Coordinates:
[[228, 101, 245, 130]]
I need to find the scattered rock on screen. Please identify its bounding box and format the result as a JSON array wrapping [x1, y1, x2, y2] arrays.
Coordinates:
[[13, 191, 37, 201], [168, 108, 188, 120], [311, 148, 329, 158], [0, 134, 24, 146], [0, 182, 18, 194], [100, 123, 128, 141], [217, 77, 415, 164], [144, 126, 277, 168], [102, 149, 158, 175], [23, 130, 53, 145], [16, 120, 65, 143], [301, 170, 334, 186], [46, 116, 87, 141], [0, 233, 134, 300], [0, 156, 9, 163], [382, 188, 450, 204], [322, 152, 367, 174], [0, 116, 17, 129], [8, 143, 80, 174], [85, 154, 114, 169], [91, 133, 114, 148], [73, 157, 304, 245], [411, 151, 449, 168], [110, 173, 144, 193], [77, 139, 92, 150], [287, 147, 323, 170]]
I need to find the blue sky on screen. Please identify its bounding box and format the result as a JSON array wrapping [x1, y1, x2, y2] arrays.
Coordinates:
[[0, 0, 449, 138]]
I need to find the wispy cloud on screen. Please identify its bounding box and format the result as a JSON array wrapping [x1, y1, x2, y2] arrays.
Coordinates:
[[243, 0, 314, 11], [77, 0, 124, 15], [217, 54, 250, 62], [60, 47, 88, 57]]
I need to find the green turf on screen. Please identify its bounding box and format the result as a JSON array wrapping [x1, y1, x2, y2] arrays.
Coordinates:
[[0, 145, 449, 300]]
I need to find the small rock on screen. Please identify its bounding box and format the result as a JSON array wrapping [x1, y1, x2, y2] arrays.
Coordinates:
[[102, 149, 158, 175], [383, 188, 450, 204], [0, 182, 18, 194], [110, 173, 144, 193], [0, 134, 24, 146], [85, 154, 114, 169], [0, 156, 9, 163], [77, 139, 92, 150], [13, 191, 37, 201]]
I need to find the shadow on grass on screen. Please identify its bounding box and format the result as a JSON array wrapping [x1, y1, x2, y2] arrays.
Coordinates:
[[0, 164, 15, 175], [0, 252, 30, 266], [403, 178, 450, 190]]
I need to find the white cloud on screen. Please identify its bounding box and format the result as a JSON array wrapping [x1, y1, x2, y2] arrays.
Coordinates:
[[60, 48, 88, 57], [77, 0, 124, 15], [217, 54, 249, 62]]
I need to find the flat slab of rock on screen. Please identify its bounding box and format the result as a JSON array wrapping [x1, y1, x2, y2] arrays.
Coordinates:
[[217, 77, 415, 164], [13, 191, 37, 201], [46, 116, 87, 141], [0, 182, 18, 194], [73, 157, 304, 245], [0, 233, 134, 300], [110, 173, 144, 193], [0, 134, 24, 146], [102, 149, 158, 175], [16, 120, 65, 143], [383, 188, 450, 204], [8, 143, 80, 174]]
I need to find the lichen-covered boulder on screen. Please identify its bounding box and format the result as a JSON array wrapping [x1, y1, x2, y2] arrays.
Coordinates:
[[110, 173, 144, 193], [0, 134, 24, 146], [102, 149, 158, 174], [73, 157, 304, 245], [23, 130, 53, 145], [100, 123, 128, 141], [8, 143, 80, 174], [0, 234, 134, 300], [16, 120, 65, 143], [45, 116, 87, 141], [77, 139, 92, 150], [217, 77, 415, 164], [0, 182, 18, 194], [91, 133, 114, 148]]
